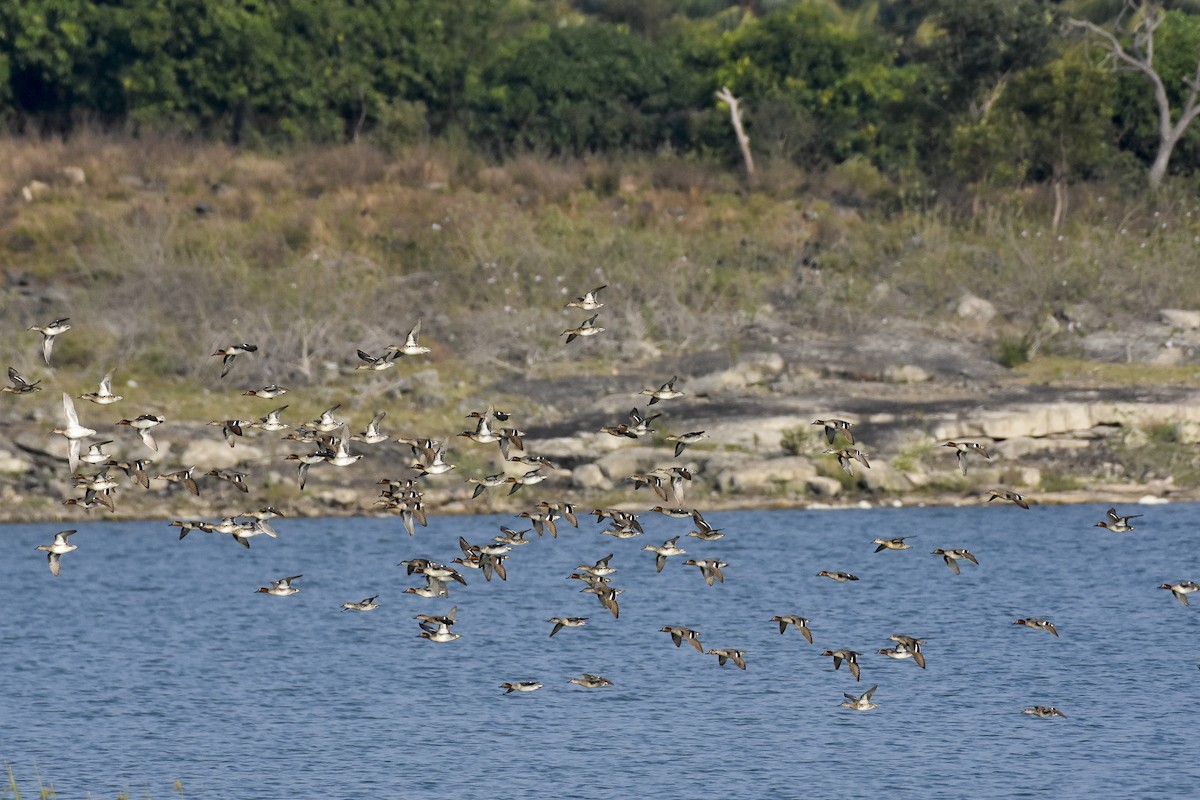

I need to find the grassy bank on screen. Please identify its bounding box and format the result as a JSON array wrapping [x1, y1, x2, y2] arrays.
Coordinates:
[[2, 132, 1200, 435], [0, 135, 1196, 374]]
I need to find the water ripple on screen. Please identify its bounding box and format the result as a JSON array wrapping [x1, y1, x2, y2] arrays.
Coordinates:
[[2, 504, 1199, 797]]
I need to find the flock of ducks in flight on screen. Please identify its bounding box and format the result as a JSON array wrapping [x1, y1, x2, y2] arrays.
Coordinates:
[[10, 290, 1197, 714]]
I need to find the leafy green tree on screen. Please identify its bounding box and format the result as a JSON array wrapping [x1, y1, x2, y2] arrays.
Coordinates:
[[887, 0, 1058, 178], [1078, 5, 1200, 186], [119, 1, 302, 141], [468, 21, 694, 155], [952, 48, 1115, 224], [1014, 49, 1116, 226], [908, 0, 1056, 118], [714, 1, 922, 167], [0, 0, 500, 143], [949, 109, 1031, 201], [0, 0, 127, 129], [578, 0, 678, 37]]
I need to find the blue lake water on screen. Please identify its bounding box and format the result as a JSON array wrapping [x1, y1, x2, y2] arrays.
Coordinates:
[[2, 503, 1199, 798]]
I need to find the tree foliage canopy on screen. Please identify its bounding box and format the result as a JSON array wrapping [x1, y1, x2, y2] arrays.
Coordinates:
[[1, 0, 1198, 187]]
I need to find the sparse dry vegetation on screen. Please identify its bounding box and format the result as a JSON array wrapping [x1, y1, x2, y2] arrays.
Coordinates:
[[3, 132, 1200, 426], [0, 128, 1200, 455], [3, 132, 1200, 520]]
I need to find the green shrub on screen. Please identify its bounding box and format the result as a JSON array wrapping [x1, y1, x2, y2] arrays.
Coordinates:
[[1040, 472, 1080, 492], [1145, 422, 1181, 445], [780, 425, 809, 456], [466, 21, 696, 156], [996, 335, 1032, 368]]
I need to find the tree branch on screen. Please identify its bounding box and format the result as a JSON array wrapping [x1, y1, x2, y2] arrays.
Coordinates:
[[1066, 17, 1158, 82], [1066, 14, 1171, 152], [1180, 59, 1200, 128]]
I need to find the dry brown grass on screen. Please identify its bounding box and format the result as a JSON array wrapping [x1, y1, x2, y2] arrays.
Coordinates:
[[2, 132, 1197, 426]]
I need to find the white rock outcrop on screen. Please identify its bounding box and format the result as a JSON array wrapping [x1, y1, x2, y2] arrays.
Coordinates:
[[715, 456, 816, 494], [933, 401, 1200, 442], [956, 293, 996, 322], [1160, 309, 1200, 330], [178, 438, 265, 470]]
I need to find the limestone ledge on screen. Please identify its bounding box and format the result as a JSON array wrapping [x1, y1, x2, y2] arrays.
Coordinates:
[[932, 400, 1200, 442]]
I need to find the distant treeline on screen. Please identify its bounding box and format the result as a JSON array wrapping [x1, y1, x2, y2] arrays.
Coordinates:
[[2, 0, 1199, 187]]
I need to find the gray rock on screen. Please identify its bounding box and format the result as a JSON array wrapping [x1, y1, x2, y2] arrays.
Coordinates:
[[0, 448, 31, 473], [932, 401, 1200, 442], [536, 435, 597, 460], [934, 403, 1094, 439], [1160, 309, 1200, 330], [882, 364, 930, 383], [314, 487, 360, 508], [688, 369, 750, 396], [21, 180, 50, 202], [12, 432, 58, 460], [993, 436, 1091, 459], [1076, 424, 1121, 440], [747, 352, 786, 375], [704, 415, 807, 455], [409, 368, 444, 409], [956, 293, 996, 322], [773, 365, 823, 393], [805, 476, 843, 497], [594, 445, 664, 480], [61, 166, 86, 186], [898, 467, 931, 488], [715, 456, 816, 494], [691, 451, 750, 478], [1059, 303, 1105, 331], [572, 462, 612, 491], [619, 340, 662, 361], [858, 461, 911, 492], [179, 438, 265, 470], [868, 281, 891, 304], [1151, 345, 1186, 366], [690, 352, 785, 396]]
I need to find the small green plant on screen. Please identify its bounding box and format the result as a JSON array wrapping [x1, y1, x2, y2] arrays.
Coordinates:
[[891, 439, 936, 473], [996, 333, 1033, 368], [1040, 472, 1080, 492], [1110, 423, 1200, 488], [584, 164, 621, 197], [780, 425, 809, 456], [813, 454, 862, 492], [923, 472, 977, 494], [1145, 422, 1180, 445]]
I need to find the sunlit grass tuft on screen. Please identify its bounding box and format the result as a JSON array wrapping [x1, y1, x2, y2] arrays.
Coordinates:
[[1014, 357, 1200, 388]]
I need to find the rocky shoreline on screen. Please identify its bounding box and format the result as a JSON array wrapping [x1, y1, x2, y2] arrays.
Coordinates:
[[5, 319, 1199, 524]]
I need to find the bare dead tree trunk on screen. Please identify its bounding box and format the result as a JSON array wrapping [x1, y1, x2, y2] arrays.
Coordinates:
[[1051, 130, 1069, 231], [353, 86, 368, 143], [1148, 127, 1186, 187], [715, 87, 756, 183], [1068, 3, 1200, 190], [1051, 169, 1068, 232]]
